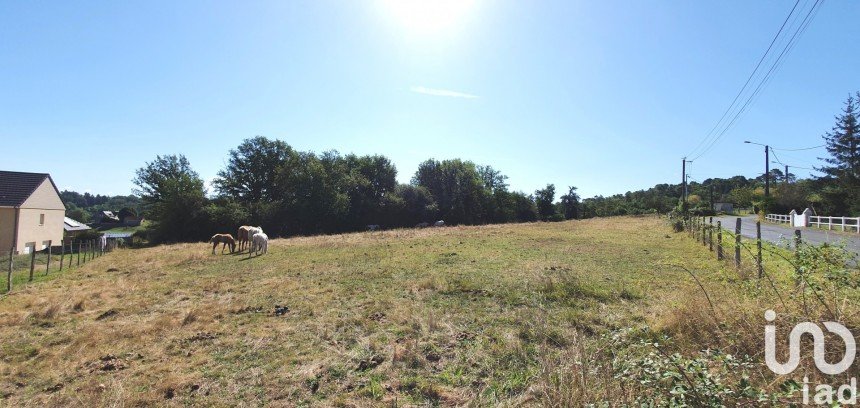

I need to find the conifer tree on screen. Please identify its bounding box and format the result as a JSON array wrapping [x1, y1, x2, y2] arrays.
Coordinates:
[[819, 92, 860, 214]]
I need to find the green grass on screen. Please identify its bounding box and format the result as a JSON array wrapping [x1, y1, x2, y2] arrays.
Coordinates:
[[0, 216, 839, 405]]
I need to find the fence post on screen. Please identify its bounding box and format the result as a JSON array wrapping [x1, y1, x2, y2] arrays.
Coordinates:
[[59, 240, 65, 271], [794, 229, 802, 251], [29, 247, 36, 282], [6, 246, 13, 292], [46, 240, 52, 275], [709, 218, 714, 251], [77, 241, 81, 266], [697, 217, 702, 244], [794, 229, 803, 294], [734, 217, 741, 269], [756, 222, 763, 279], [717, 221, 723, 260]]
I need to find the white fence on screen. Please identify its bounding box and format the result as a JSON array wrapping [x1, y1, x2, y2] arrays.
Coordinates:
[[766, 209, 860, 233], [809, 216, 860, 233], [765, 214, 790, 224]]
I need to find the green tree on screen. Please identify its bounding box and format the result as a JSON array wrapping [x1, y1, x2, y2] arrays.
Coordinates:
[[412, 159, 489, 225], [559, 186, 580, 219], [213, 136, 295, 203], [477, 165, 509, 193], [339, 153, 398, 229], [534, 184, 557, 220], [133, 155, 208, 243], [65, 204, 91, 223], [276, 151, 350, 235], [384, 184, 438, 227], [819, 92, 860, 214]]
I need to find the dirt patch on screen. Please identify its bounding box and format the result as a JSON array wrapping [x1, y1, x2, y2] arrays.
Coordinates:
[[232, 306, 263, 314], [454, 331, 476, 342], [84, 355, 128, 372], [95, 309, 118, 321], [185, 332, 217, 343], [356, 354, 385, 371], [44, 383, 63, 393]]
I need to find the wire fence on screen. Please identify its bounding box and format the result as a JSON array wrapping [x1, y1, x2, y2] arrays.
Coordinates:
[[2, 238, 122, 295], [679, 215, 854, 318]]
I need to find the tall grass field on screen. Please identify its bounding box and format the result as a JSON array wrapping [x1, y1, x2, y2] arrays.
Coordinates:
[[1, 216, 856, 406]]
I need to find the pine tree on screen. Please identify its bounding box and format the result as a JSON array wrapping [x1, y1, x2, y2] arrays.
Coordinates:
[[819, 92, 860, 214]]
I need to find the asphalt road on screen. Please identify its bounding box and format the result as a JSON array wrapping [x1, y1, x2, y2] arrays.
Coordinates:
[[712, 215, 860, 256]]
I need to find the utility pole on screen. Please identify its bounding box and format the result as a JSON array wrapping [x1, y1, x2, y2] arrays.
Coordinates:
[[764, 145, 770, 198], [745, 141, 771, 198], [785, 164, 789, 184], [682, 157, 687, 213]]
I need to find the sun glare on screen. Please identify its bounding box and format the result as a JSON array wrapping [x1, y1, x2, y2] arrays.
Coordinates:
[[379, 0, 477, 35]]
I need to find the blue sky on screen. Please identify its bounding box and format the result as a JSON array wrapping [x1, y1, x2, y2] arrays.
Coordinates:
[[1, 1, 857, 198]]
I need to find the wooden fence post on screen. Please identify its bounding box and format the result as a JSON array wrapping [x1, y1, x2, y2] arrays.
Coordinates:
[[59, 240, 65, 271], [794, 229, 804, 296], [734, 217, 742, 269], [697, 217, 702, 242], [756, 222, 763, 279], [77, 241, 81, 266], [6, 246, 13, 292], [709, 218, 714, 251], [717, 221, 723, 260], [69, 241, 74, 268], [794, 229, 802, 251], [29, 247, 36, 282], [702, 217, 707, 246], [46, 240, 52, 275]]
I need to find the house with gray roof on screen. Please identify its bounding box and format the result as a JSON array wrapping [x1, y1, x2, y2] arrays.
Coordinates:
[[0, 171, 66, 254]]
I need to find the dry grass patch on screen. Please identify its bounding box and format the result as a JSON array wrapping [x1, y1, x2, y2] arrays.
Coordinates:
[[1, 216, 838, 405]]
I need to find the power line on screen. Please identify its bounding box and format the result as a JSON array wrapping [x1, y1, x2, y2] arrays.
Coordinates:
[[687, 0, 824, 162], [702, 0, 823, 148], [770, 147, 784, 165], [692, 0, 824, 161], [771, 144, 825, 151], [685, 0, 802, 159]]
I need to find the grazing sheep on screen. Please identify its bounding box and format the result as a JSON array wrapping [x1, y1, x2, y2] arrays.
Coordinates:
[[209, 234, 237, 254], [251, 232, 268, 255]]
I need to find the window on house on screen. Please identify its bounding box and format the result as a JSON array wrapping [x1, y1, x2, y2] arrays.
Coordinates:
[[39, 214, 45, 226]]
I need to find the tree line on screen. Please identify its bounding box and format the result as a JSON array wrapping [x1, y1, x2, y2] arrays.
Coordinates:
[[131, 137, 582, 243], [74, 91, 859, 243], [60, 191, 141, 224]]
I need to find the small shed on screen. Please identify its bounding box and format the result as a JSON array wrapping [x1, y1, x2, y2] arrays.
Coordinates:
[[64, 217, 91, 239]]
